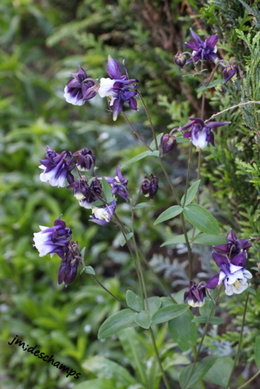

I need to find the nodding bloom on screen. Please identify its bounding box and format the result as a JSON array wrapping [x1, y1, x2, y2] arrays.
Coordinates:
[[39, 147, 75, 187], [98, 56, 138, 121], [33, 218, 72, 259], [213, 230, 251, 266], [105, 168, 129, 200], [64, 67, 98, 106], [223, 64, 239, 83], [179, 118, 230, 149], [90, 200, 117, 225], [73, 148, 95, 171], [58, 241, 82, 286], [174, 52, 187, 68], [184, 282, 207, 307], [160, 133, 176, 154], [77, 178, 102, 208], [141, 174, 159, 199], [185, 29, 219, 63]]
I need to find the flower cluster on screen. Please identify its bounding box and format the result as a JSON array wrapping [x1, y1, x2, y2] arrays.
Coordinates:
[[33, 218, 81, 285], [64, 56, 138, 121], [185, 230, 252, 307], [38, 147, 129, 226], [174, 29, 240, 84]]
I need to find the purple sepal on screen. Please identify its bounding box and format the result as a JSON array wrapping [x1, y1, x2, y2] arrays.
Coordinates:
[[205, 34, 219, 49], [185, 29, 219, 64], [105, 168, 129, 200], [141, 175, 159, 199], [64, 67, 97, 105], [212, 252, 229, 267], [223, 65, 239, 83], [231, 251, 247, 267], [206, 273, 220, 289], [107, 56, 122, 79], [58, 241, 81, 286]]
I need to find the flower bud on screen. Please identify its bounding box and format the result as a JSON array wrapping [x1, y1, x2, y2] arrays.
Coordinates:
[[223, 64, 239, 83], [73, 148, 95, 171], [160, 133, 176, 154], [141, 175, 159, 199], [174, 52, 187, 68]]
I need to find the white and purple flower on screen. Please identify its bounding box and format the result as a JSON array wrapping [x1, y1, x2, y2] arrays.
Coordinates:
[[33, 218, 72, 259], [39, 147, 75, 187], [105, 168, 129, 200], [73, 148, 95, 171], [98, 56, 138, 121], [184, 281, 207, 307], [185, 29, 219, 64], [179, 118, 230, 148], [64, 67, 98, 106], [90, 200, 117, 225]]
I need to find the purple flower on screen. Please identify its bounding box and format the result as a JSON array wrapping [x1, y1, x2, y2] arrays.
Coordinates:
[[223, 64, 239, 82], [174, 52, 187, 68], [179, 118, 230, 148], [64, 67, 98, 106], [73, 148, 96, 171], [160, 133, 176, 154], [141, 175, 159, 198], [185, 29, 219, 63], [33, 218, 72, 259], [184, 282, 207, 307], [90, 200, 117, 225], [58, 241, 81, 286], [213, 230, 251, 265], [78, 178, 102, 208], [98, 56, 138, 121], [39, 147, 75, 187], [206, 253, 252, 296], [105, 168, 129, 200]]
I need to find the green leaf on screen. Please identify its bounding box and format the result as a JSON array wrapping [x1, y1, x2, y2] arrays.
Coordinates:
[[152, 304, 189, 324], [181, 180, 201, 206], [126, 290, 143, 312], [154, 205, 183, 225], [161, 229, 194, 247], [101, 178, 114, 203], [147, 296, 161, 316], [82, 356, 136, 386], [122, 150, 159, 168], [118, 232, 134, 247], [169, 310, 198, 351], [135, 310, 151, 329], [193, 233, 226, 245], [180, 356, 217, 389], [84, 266, 96, 275], [197, 79, 225, 93], [98, 309, 136, 339], [183, 204, 220, 234], [74, 379, 115, 389], [193, 316, 224, 325], [255, 336, 260, 367], [204, 357, 234, 387]]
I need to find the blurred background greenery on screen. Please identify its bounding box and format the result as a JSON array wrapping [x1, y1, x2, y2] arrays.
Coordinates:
[[0, 0, 259, 388]]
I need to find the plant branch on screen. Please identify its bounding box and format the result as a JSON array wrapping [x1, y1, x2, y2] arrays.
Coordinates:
[[205, 101, 260, 122]]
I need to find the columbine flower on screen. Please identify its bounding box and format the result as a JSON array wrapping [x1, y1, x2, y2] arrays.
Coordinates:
[[160, 133, 176, 154], [33, 218, 72, 259], [185, 29, 219, 63], [179, 118, 230, 148], [206, 252, 253, 296], [78, 178, 102, 209], [105, 168, 129, 200], [98, 56, 138, 121], [223, 64, 239, 83], [213, 230, 251, 265], [184, 282, 207, 307], [58, 241, 81, 286], [90, 200, 117, 225], [174, 52, 187, 68], [141, 175, 159, 198], [39, 147, 75, 187], [64, 67, 98, 106], [73, 148, 95, 171]]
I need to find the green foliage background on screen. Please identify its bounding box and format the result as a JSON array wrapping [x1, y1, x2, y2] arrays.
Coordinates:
[[0, 0, 259, 388]]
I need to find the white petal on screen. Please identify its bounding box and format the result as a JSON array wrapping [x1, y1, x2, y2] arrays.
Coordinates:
[[232, 282, 249, 294], [218, 271, 226, 285], [229, 264, 243, 273], [224, 284, 234, 296], [191, 131, 208, 149], [243, 269, 253, 279], [92, 207, 110, 222], [40, 170, 67, 188], [98, 78, 115, 98]]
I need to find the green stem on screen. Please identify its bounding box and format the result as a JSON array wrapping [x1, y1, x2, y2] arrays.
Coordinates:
[[150, 328, 171, 389], [138, 92, 159, 150], [237, 370, 260, 389], [92, 275, 123, 305], [226, 292, 250, 389], [205, 101, 260, 122], [122, 111, 152, 151]]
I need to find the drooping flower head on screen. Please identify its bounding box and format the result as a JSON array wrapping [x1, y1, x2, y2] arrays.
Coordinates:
[[184, 281, 207, 307], [64, 67, 98, 106], [58, 241, 82, 286], [223, 64, 239, 83], [39, 147, 75, 187], [105, 168, 129, 200], [98, 56, 138, 121], [179, 118, 230, 149], [33, 218, 72, 259], [185, 29, 219, 64], [206, 231, 252, 296], [77, 178, 103, 209], [73, 148, 96, 171], [90, 200, 117, 225], [160, 133, 176, 154], [141, 174, 159, 199]]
